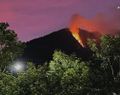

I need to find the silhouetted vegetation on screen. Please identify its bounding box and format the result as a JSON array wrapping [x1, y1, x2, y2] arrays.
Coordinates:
[[0, 23, 24, 71], [0, 23, 120, 95]]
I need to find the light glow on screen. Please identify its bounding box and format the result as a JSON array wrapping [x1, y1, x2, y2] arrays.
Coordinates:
[[14, 62, 24, 72], [9, 61, 26, 73]]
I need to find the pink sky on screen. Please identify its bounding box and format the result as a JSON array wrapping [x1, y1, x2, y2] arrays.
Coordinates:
[[0, 0, 120, 41]]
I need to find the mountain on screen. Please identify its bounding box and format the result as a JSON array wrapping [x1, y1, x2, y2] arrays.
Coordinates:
[[23, 28, 101, 64]]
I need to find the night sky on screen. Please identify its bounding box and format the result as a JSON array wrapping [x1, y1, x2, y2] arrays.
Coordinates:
[[0, 0, 120, 41]]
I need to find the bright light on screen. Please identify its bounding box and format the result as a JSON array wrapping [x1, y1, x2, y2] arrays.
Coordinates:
[[9, 61, 26, 73], [14, 62, 24, 72]]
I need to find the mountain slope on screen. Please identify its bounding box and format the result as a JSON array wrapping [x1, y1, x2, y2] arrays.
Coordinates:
[[23, 28, 100, 64]]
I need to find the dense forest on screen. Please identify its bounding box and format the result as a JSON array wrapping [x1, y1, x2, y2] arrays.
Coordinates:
[[0, 23, 120, 95]]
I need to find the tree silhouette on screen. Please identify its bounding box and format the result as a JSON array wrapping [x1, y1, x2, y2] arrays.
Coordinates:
[[0, 23, 24, 71]]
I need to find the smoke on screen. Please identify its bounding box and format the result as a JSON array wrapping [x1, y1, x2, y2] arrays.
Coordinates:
[[69, 13, 120, 35], [69, 13, 120, 47], [69, 14, 97, 34], [69, 14, 100, 47], [92, 13, 120, 34]]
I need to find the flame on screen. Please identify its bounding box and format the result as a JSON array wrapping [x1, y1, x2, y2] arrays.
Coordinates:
[[69, 14, 100, 47], [69, 13, 119, 46], [72, 32, 84, 47], [69, 14, 84, 47]]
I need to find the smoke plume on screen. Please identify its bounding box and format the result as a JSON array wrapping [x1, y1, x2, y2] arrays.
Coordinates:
[[69, 13, 120, 46]]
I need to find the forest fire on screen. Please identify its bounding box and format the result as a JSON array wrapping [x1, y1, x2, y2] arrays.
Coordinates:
[[71, 31, 84, 47], [69, 14, 101, 47], [69, 14, 85, 47]]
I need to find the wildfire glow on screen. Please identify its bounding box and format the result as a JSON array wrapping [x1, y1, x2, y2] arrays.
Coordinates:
[[69, 14, 85, 47], [72, 32, 84, 47], [69, 14, 100, 47]]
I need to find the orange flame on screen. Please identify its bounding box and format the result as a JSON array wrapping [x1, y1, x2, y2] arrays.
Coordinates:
[[69, 14, 102, 47], [69, 13, 119, 46], [69, 14, 84, 47], [72, 32, 84, 47]]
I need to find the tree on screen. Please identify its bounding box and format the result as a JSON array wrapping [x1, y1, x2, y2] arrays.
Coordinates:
[[47, 51, 89, 95], [0, 23, 119, 95], [16, 62, 48, 95], [87, 35, 120, 94], [13, 51, 89, 95], [0, 23, 24, 71], [0, 72, 18, 95], [0, 62, 48, 95]]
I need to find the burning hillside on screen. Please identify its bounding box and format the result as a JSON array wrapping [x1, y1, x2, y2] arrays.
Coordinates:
[[23, 14, 120, 64], [69, 14, 84, 47], [69, 14, 102, 47]]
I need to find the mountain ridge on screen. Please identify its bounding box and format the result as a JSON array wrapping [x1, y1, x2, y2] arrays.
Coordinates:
[[23, 28, 101, 64]]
